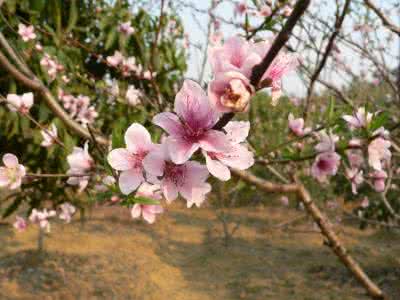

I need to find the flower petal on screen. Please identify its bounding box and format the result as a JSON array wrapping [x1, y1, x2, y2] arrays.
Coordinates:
[[161, 179, 178, 203], [152, 112, 183, 136], [107, 148, 134, 171], [131, 204, 142, 219], [204, 152, 231, 181], [119, 169, 143, 195], [167, 136, 200, 164], [124, 123, 153, 154], [3, 153, 19, 168], [199, 130, 230, 153]]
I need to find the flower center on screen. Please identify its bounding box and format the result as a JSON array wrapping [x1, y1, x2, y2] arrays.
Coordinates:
[[164, 162, 186, 186]]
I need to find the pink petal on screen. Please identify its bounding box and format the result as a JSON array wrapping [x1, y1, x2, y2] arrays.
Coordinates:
[[184, 161, 209, 184], [119, 169, 143, 195], [142, 148, 166, 177], [167, 136, 200, 164], [199, 130, 230, 153], [180, 182, 211, 208], [107, 148, 135, 171], [161, 179, 178, 203], [131, 204, 142, 219], [142, 210, 156, 224], [219, 144, 254, 170], [153, 112, 183, 136], [21, 92, 34, 108], [3, 153, 19, 168], [223, 121, 250, 144], [204, 152, 231, 181], [124, 123, 153, 154]]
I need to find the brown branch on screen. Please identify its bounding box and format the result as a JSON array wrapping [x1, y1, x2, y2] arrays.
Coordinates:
[[213, 0, 311, 130], [232, 169, 385, 299], [363, 0, 400, 36], [303, 0, 352, 119]]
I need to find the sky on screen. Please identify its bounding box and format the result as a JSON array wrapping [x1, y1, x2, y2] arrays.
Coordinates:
[[177, 0, 400, 98]]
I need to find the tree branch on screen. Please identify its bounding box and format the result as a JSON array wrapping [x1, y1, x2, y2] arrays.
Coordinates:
[[363, 0, 400, 36]]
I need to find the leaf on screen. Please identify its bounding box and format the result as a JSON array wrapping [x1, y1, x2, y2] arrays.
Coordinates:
[[369, 112, 389, 132], [30, 0, 46, 12], [105, 28, 118, 50], [132, 196, 160, 205]]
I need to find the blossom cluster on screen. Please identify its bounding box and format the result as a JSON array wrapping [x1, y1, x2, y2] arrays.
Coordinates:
[[13, 203, 76, 233], [106, 50, 155, 79], [58, 89, 98, 125]]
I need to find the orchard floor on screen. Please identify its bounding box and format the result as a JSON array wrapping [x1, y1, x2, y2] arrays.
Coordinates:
[[0, 204, 399, 300]]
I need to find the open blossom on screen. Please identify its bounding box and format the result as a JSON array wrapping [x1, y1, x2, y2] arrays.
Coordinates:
[[13, 216, 27, 232], [131, 183, 163, 224], [118, 21, 135, 36], [153, 80, 230, 164], [346, 149, 364, 169], [41, 124, 58, 147], [234, 2, 247, 16], [29, 208, 56, 232], [18, 23, 36, 41], [311, 152, 341, 183], [373, 126, 389, 139], [342, 107, 373, 129], [0, 154, 26, 190], [40, 54, 63, 81], [315, 131, 339, 153], [59, 203, 76, 223], [6, 92, 34, 114], [208, 71, 253, 112], [203, 121, 254, 181], [67, 142, 94, 193], [121, 57, 142, 77], [126, 85, 141, 106], [142, 70, 155, 80], [368, 137, 391, 171], [370, 170, 387, 192], [108, 123, 155, 195], [345, 168, 364, 194], [106, 51, 124, 67], [288, 114, 311, 137], [259, 5, 272, 17], [143, 143, 211, 208], [208, 36, 298, 110], [282, 5, 293, 17]]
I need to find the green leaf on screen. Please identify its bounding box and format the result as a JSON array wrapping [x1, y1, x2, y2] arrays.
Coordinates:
[[105, 28, 118, 50], [132, 196, 160, 205], [30, 0, 46, 12], [369, 112, 389, 132]]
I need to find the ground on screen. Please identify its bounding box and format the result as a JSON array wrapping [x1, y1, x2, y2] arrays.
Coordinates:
[[0, 204, 399, 300]]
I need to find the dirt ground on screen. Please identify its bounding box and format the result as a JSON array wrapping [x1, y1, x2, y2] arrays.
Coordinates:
[[0, 204, 399, 300]]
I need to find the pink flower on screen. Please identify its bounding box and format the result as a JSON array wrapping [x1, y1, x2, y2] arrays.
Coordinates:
[[131, 183, 163, 224], [142, 70, 155, 80], [152, 80, 230, 164], [342, 107, 372, 129], [59, 203, 76, 223], [41, 124, 58, 147], [0, 154, 26, 190], [18, 23, 36, 42], [126, 85, 141, 106], [315, 131, 339, 153], [208, 36, 261, 78], [121, 57, 141, 77], [311, 152, 341, 183], [107, 123, 155, 195], [210, 31, 223, 45], [345, 168, 364, 194], [6, 93, 34, 114], [282, 5, 293, 17], [118, 21, 135, 36], [280, 196, 289, 206], [346, 149, 364, 169], [106, 51, 124, 67], [360, 197, 370, 208], [29, 208, 56, 232], [203, 121, 254, 181], [260, 52, 299, 105], [234, 2, 247, 16], [35, 43, 43, 51], [288, 113, 310, 137], [259, 5, 272, 17], [370, 170, 387, 192], [143, 143, 211, 208], [40, 54, 61, 81], [131, 203, 163, 224], [368, 137, 391, 171], [13, 216, 27, 232], [208, 71, 253, 112], [67, 142, 94, 193], [372, 127, 389, 139]]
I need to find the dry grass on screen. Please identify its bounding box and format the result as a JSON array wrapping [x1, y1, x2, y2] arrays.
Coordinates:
[[0, 204, 399, 299]]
